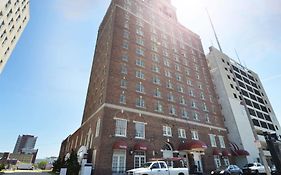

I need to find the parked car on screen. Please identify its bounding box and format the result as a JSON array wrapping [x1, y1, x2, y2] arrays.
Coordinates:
[[127, 160, 189, 175], [271, 165, 277, 175], [210, 165, 242, 175], [242, 162, 269, 174]]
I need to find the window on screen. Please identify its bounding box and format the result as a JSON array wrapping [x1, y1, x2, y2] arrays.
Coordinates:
[[152, 64, 160, 73], [214, 155, 221, 168], [218, 135, 225, 148], [136, 82, 145, 93], [169, 105, 176, 115], [136, 36, 144, 46], [134, 153, 146, 169], [203, 103, 208, 111], [121, 64, 128, 74], [205, 114, 211, 123], [181, 108, 189, 118], [191, 130, 199, 140], [136, 96, 145, 108], [165, 70, 172, 78], [115, 119, 127, 137], [124, 20, 129, 29], [151, 43, 158, 52], [136, 27, 143, 36], [193, 112, 199, 121], [120, 79, 127, 88], [155, 100, 163, 112], [200, 92, 205, 100], [177, 85, 184, 93], [179, 96, 186, 105], [189, 89, 195, 97], [136, 70, 145, 79], [175, 64, 181, 71], [163, 58, 170, 67], [136, 59, 145, 67], [136, 47, 144, 56], [209, 134, 217, 147], [136, 18, 143, 27], [123, 30, 129, 39], [135, 122, 145, 138], [191, 100, 197, 108], [154, 88, 161, 98], [112, 150, 126, 174], [223, 158, 230, 166], [152, 76, 161, 85], [121, 54, 128, 62], [152, 53, 159, 62], [122, 40, 129, 49], [95, 118, 101, 137], [166, 80, 173, 89], [175, 73, 182, 81], [167, 92, 174, 102], [163, 126, 172, 136], [178, 129, 186, 138]]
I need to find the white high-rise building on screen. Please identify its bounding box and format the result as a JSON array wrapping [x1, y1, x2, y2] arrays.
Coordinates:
[[0, 0, 30, 74], [207, 46, 281, 167]]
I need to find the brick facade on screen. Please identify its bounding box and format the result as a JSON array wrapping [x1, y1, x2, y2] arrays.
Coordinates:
[[59, 0, 235, 174]]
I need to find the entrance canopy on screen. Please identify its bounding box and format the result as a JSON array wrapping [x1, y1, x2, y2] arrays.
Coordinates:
[[178, 140, 208, 151], [229, 142, 249, 156], [113, 140, 128, 150], [134, 142, 147, 151]]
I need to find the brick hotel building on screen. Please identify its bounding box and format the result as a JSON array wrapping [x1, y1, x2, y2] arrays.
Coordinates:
[[59, 0, 245, 174]]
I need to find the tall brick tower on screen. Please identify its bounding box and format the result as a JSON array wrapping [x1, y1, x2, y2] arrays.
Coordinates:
[[59, 0, 235, 174]]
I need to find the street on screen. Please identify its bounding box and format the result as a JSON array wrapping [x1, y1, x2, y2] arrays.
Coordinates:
[[1, 170, 52, 175]]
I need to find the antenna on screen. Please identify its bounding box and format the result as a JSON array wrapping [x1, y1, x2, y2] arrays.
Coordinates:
[[206, 8, 222, 52], [234, 48, 242, 65]]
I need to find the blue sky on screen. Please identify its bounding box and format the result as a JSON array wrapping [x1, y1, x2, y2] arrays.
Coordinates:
[[0, 0, 280, 159]]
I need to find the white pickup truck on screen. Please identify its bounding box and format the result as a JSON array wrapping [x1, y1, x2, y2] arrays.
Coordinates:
[[242, 162, 270, 174], [127, 161, 189, 175]]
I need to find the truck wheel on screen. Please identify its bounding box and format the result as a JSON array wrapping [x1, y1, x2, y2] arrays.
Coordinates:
[[255, 170, 259, 175], [178, 173, 184, 175]]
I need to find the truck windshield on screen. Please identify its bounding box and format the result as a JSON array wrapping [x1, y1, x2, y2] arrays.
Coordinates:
[[142, 162, 152, 168]]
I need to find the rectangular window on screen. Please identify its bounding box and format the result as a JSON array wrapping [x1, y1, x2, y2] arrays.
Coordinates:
[[136, 59, 145, 67], [136, 70, 145, 79], [115, 119, 127, 137], [178, 128, 186, 138], [155, 100, 163, 112], [209, 134, 217, 147], [191, 130, 199, 140], [134, 153, 146, 168], [152, 64, 160, 73], [95, 118, 101, 137], [136, 47, 144, 56], [112, 150, 126, 174], [163, 126, 172, 137], [136, 96, 145, 108], [136, 36, 144, 46], [121, 65, 127, 74], [120, 79, 127, 88], [135, 122, 145, 138], [218, 135, 225, 148], [214, 155, 221, 168]]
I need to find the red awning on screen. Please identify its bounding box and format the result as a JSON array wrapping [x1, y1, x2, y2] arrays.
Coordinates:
[[222, 150, 232, 157], [134, 142, 147, 151], [112, 140, 128, 150], [213, 148, 222, 156], [178, 140, 208, 151], [236, 149, 249, 156]]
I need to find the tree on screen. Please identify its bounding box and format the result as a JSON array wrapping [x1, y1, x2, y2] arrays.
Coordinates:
[[0, 163, 5, 171], [65, 150, 80, 175], [52, 157, 65, 173], [38, 161, 48, 170]]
